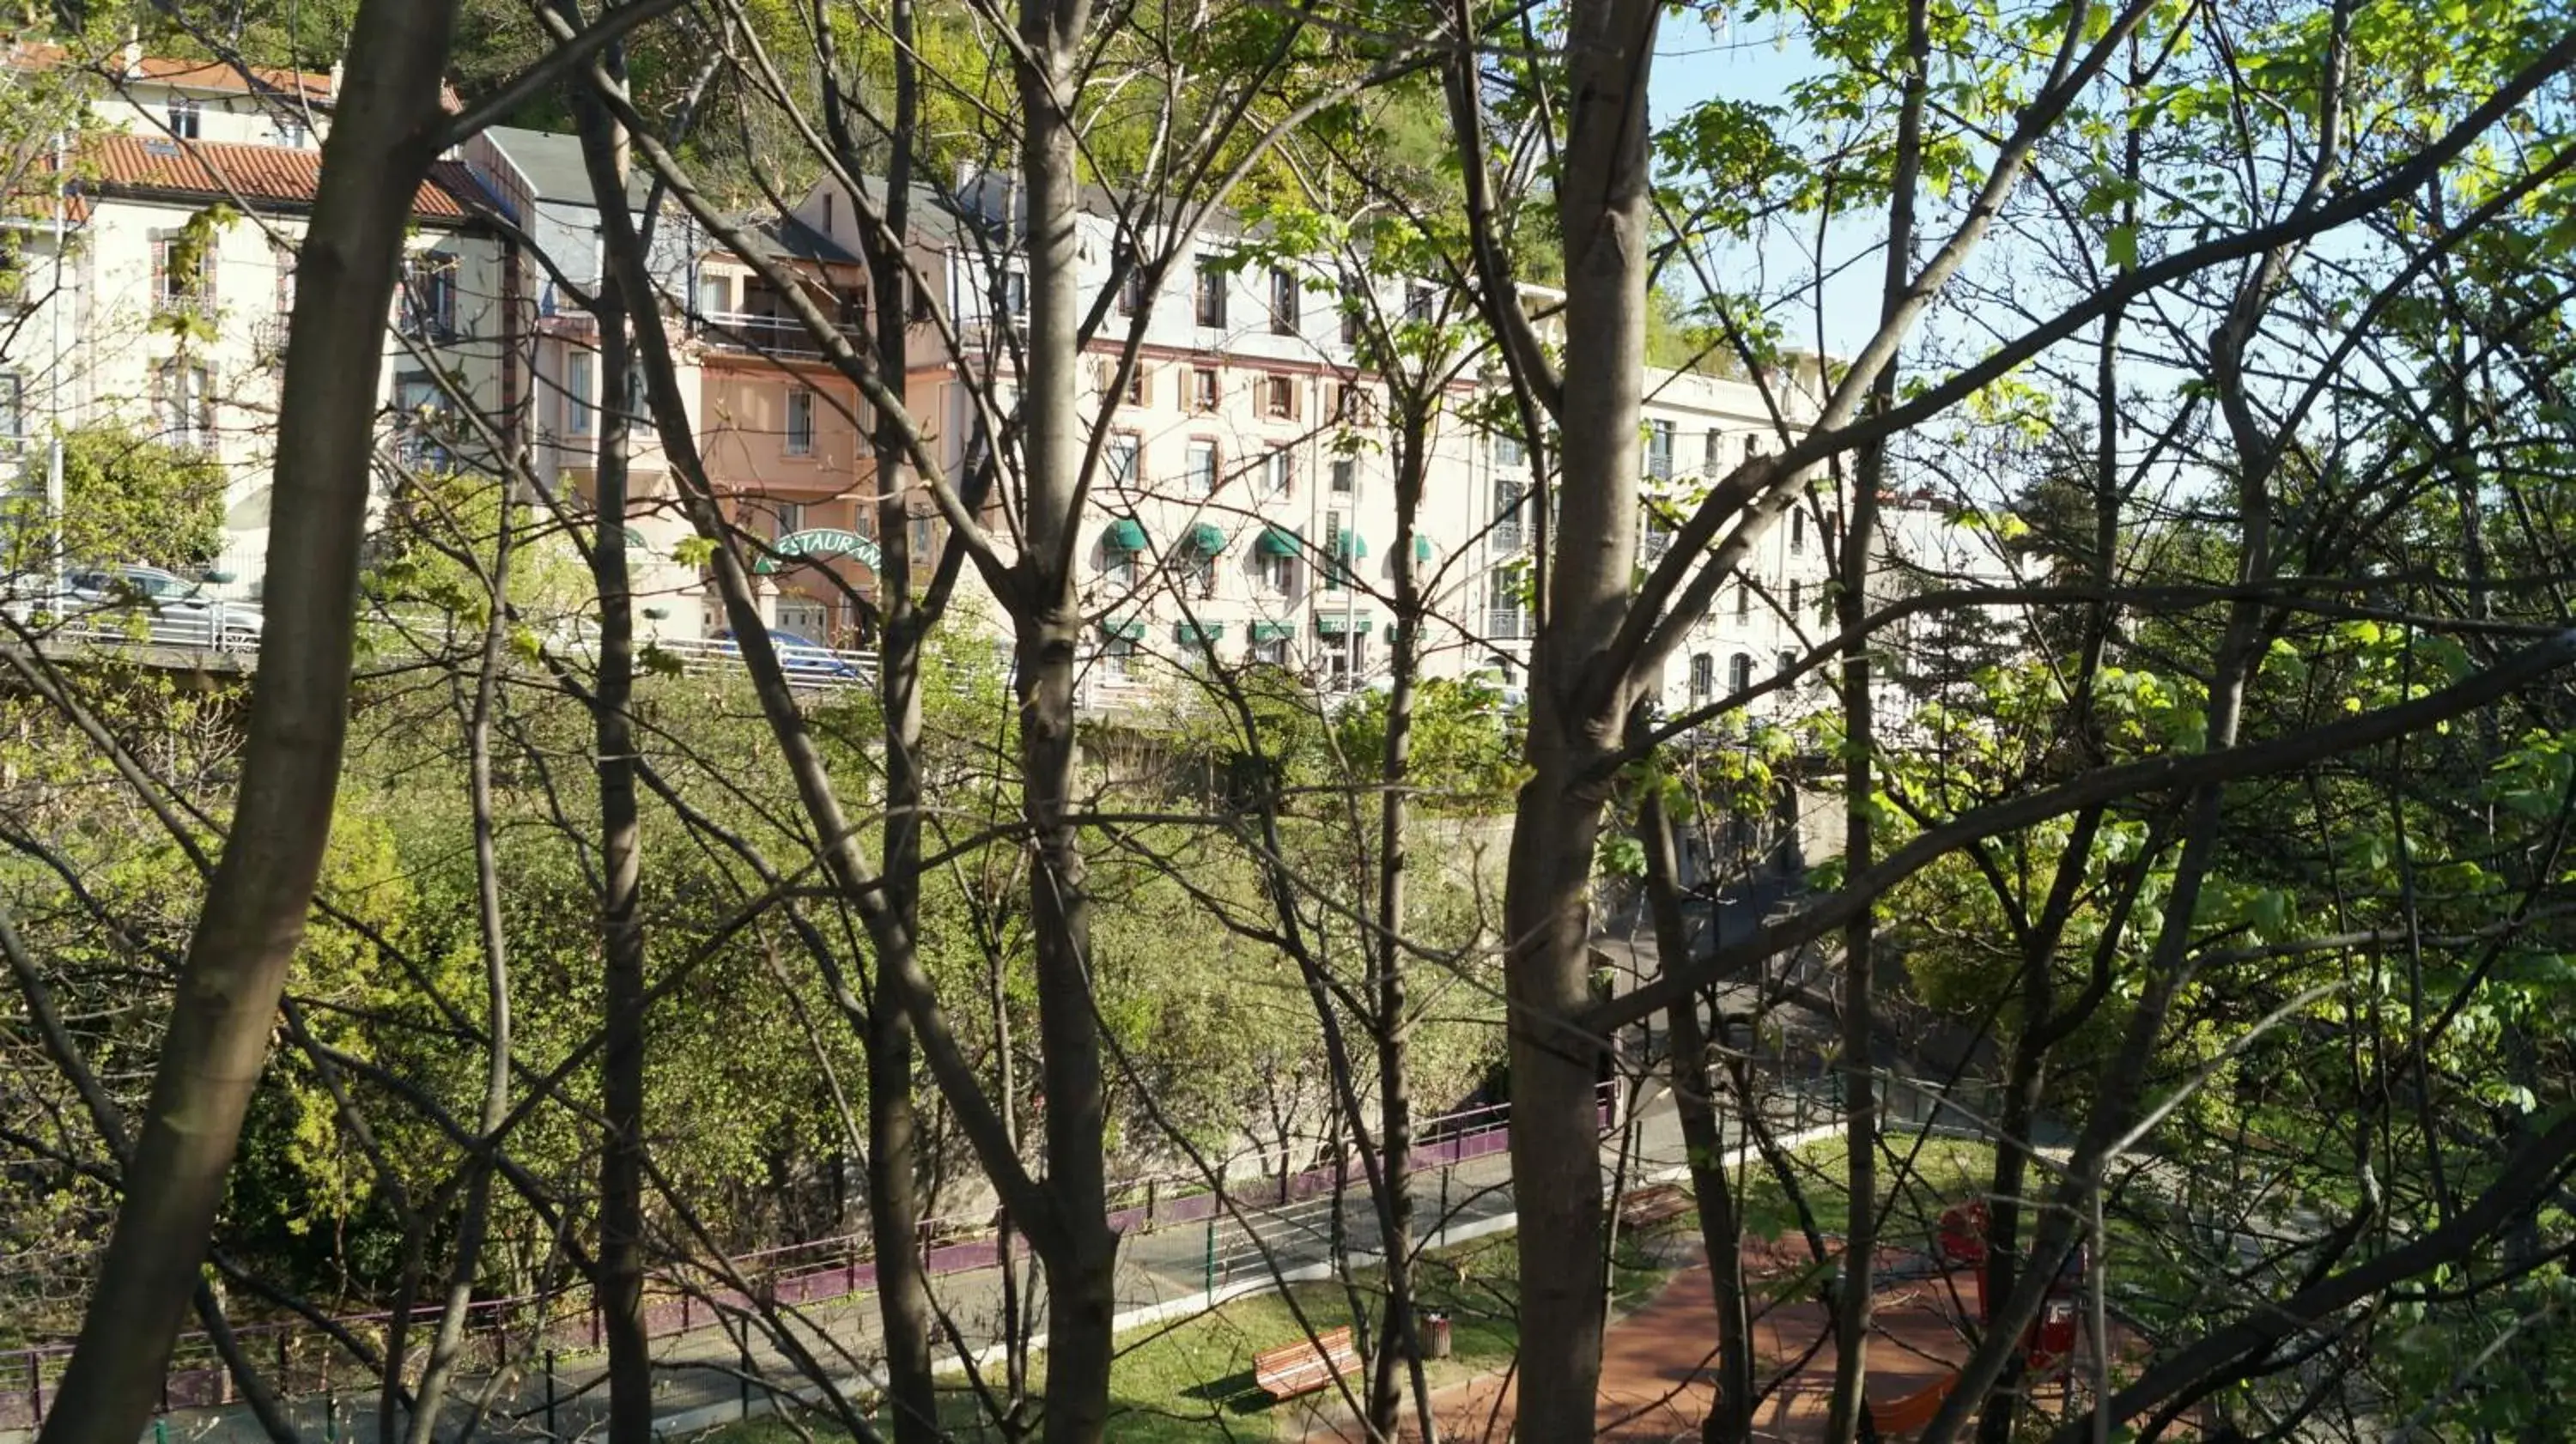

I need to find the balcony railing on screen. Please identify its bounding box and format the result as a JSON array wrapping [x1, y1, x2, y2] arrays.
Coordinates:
[[698, 310, 860, 360], [252, 315, 289, 364], [153, 289, 216, 320], [1487, 607, 1529, 640], [1492, 519, 1525, 552]]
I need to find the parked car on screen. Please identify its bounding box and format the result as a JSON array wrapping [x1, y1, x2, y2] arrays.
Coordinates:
[[61, 565, 262, 652], [714, 627, 863, 683]]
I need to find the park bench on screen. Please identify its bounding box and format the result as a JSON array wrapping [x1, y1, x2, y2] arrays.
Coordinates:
[[1252, 1325, 1360, 1399], [1616, 1182, 1692, 1230]]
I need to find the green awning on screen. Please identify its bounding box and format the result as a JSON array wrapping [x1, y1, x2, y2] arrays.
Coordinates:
[[1334, 531, 1369, 559], [1255, 525, 1302, 557], [1174, 621, 1224, 642], [1250, 622, 1293, 641], [1413, 535, 1433, 562], [623, 525, 649, 549], [1314, 612, 1374, 636], [1187, 522, 1226, 555], [1101, 619, 1146, 641], [753, 526, 885, 574], [1103, 518, 1148, 553]]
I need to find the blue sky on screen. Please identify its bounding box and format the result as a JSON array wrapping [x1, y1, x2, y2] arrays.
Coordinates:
[[1649, 14, 1886, 359]]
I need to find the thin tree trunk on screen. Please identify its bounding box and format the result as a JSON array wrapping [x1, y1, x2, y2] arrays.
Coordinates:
[[570, 77, 653, 1444], [404, 498, 519, 1444], [1367, 410, 1430, 1442], [33, 7, 459, 1434], [1824, 8, 1926, 1438], [822, 0, 942, 1424], [1639, 792, 1751, 1444]]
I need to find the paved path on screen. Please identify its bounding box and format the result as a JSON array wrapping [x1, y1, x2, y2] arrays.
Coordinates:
[[103, 1081, 1845, 1444]]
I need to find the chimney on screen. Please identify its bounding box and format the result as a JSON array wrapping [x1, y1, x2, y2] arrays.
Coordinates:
[[328, 60, 343, 101], [120, 27, 142, 78]]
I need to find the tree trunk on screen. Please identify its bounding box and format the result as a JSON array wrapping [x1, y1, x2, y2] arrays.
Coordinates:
[[33, 6, 459, 1435], [570, 82, 653, 1444], [1639, 792, 1751, 1444], [1018, 14, 1116, 1438], [1367, 412, 1430, 1442], [1500, 0, 1659, 1434]]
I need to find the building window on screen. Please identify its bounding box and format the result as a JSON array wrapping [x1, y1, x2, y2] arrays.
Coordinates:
[[1117, 266, 1145, 316], [167, 97, 202, 140], [1405, 282, 1434, 323], [566, 351, 593, 436], [1646, 420, 1674, 482], [1262, 374, 1298, 420], [1321, 512, 1346, 592], [1777, 649, 1798, 679], [1191, 367, 1219, 413], [1, 372, 26, 446], [1642, 507, 1670, 559], [1258, 549, 1294, 595], [1252, 632, 1289, 665], [1107, 433, 1140, 488], [1788, 579, 1802, 615], [786, 388, 816, 456], [150, 230, 216, 317], [1269, 268, 1299, 334], [1105, 548, 1137, 588], [1330, 458, 1356, 498], [1495, 431, 1526, 468], [271, 113, 309, 148], [1322, 626, 1369, 683], [1185, 550, 1217, 599], [774, 500, 807, 537], [1101, 634, 1140, 675], [1704, 429, 1723, 474], [1194, 260, 1227, 328], [1262, 448, 1293, 498], [1745, 434, 1765, 463], [1185, 440, 1218, 496], [1690, 652, 1714, 701], [999, 267, 1028, 318], [1340, 279, 1366, 346], [1493, 477, 1526, 550], [1728, 652, 1753, 695], [271, 241, 296, 316], [1488, 574, 1525, 640], [155, 361, 212, 451], [911, 516, 934, 561], [1790, 507, 1806, 554], [394, 372, 448, 468], [1735, 579, 1752, 620], [1125, 364, 1151, 407], [698, 272, 732, 318], [399, 254, 457, 340]]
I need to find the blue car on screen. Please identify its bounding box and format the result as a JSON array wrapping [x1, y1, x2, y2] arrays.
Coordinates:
[[714, 628, 864, 683]]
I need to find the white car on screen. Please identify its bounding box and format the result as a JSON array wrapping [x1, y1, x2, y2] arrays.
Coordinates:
[[61, 565, 263, 652]]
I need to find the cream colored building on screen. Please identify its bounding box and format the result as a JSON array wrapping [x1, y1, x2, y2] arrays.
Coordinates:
[[1, 42, 510, 602]]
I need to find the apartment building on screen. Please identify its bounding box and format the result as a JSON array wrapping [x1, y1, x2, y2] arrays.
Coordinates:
[[0, 41, 509, 600]]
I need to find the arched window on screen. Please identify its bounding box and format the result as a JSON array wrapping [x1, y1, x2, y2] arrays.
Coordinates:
[[1690, 652, 1714, 700]]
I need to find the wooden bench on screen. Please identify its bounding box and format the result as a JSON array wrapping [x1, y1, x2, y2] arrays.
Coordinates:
[[1617, 1182, 1692, 1230], [1252, 1325, 1360, 1399]]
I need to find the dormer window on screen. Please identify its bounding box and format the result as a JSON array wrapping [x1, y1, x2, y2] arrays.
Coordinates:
[[167, 97, 202, 141]]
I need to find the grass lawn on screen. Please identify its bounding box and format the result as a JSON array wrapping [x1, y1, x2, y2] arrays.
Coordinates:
[[1734, 1133, 1999, 1245], [695, 1224, 1686, 1442]]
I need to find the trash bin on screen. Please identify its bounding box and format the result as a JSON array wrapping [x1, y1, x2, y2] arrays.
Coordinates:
[[1424, 1310, 1452, 1359]]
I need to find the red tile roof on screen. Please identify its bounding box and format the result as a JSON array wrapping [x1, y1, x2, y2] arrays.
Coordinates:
[[84, 133, 482, 221], [8, 41, 333, 100]]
